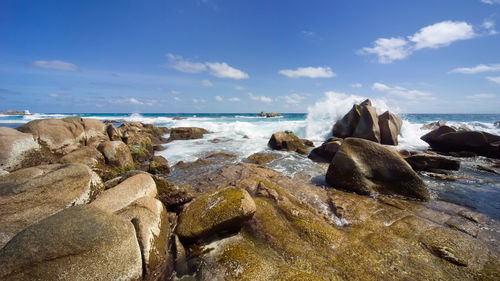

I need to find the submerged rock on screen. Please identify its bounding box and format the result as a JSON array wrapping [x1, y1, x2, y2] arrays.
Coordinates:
[[247, 153, 277, 165], [326, 138, 429, 200], [168, 127, 209, 142], [421, 126, 500, 159], [176, 187, 256, 240], [0, 205, 143, 281], [266, 112, 282, 118], [0, 127, 40, 171], [268, 131, 308, 154], [404, 153, 460, 171]]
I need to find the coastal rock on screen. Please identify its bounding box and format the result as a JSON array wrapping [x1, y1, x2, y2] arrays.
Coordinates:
[[308, 137, 342, 163], [118, 122, 169, 163], [116, 196, 172, 280], [326, 138, 429, 200], [421, 126, 500, 159], [259, 111, 266, 117], [97, 140, 134, 169], [494, 121, 500, 128], [155, 177, 194, 209], [0, 163, 103, 248], [421, 120, 446, 130], [148, 155, 171, 175], [352, 101, 381, 142], [0, 205, 143, 281], [302, 139, 315, 147], [168, 127, 209, 142], [176, 187, 256, 240], [404, 153, 460, 172], [247, 153, 277, 164], [59, 146, 105, 168], [268, 131, 308, 154], [17, 117, 108, 153], [332, 104, 361, 138], [0, 169, 8, 176], [266, 112, 282, 118], [82, 118, 108, 147], [378, 110, 403, 145], [91, 173, 157, 213], [153, 144, 165, 151], [0, 127, 40, 171], [105, 123, 122, 141]]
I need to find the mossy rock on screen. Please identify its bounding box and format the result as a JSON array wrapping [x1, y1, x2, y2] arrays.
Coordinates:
[[247, 153, 277, 165], [148, 155, 171, 175]]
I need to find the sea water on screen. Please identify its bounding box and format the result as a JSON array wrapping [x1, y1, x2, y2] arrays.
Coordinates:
[[1, 93, 499, 219]]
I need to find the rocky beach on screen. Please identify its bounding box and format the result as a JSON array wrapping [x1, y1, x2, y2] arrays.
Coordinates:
[[0, 99, 499, 280]]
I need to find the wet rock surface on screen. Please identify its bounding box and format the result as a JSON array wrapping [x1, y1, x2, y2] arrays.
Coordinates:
[[268, 131, 308, 154], [308, 137, 342, 163], [168, 127, 209, 142]]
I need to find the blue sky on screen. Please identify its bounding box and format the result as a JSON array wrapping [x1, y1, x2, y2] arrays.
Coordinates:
[[1, 0, 499, 113]]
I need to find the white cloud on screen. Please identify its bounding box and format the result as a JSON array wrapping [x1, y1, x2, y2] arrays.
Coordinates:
[[192, 98, 207, 103], [372, 82, 432, 99], [129, 98, 144, 105], [235, 85, 246, 91], [481, 0, 500, 4], [174, 97, 182, 102], [466, 93, 497, 99], [32, 60, 78, 71], [486, 76, 500, 84], [166, 53, 207, 73], [282, 93, 305, 104], [481, 19, 498, 35], [351, 83, 362, 88], [409, 21, 475, 49], [215, 95, 223, 101], [202, 79, 213, 87], [228, 97, 240, 102], [360, 37, 411, 64], [249, 93, 272, 103], [360, 20, 482, 63], [48, 93, 59, 97], [170, 90, 183, 95], [279, 66, 336, 78], [206, 62, 249, 79], [449, 64, 500, 74]]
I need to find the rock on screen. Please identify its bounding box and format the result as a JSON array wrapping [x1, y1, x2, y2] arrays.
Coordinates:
[[0, 169, 8, 176], [174, 235, 189, 277], [105, 123, 122, 141], [59, 146, 105, 168], [0, 205, 143, 281], [448, 151, 477, 158], [308, 137, 342, 163], [0, 127, 40, 171], [302, 139, 315, 147], [0, 164, 103, 248], [176, 187, 256, 240], [421, 126, 500, 159], [332, 104, 361, 138], [477, 165, 499, 174], [118, 122, 169, 164], [91, 173, 157, 213], [153, 144, 165, 151], [266, 112, 282, 118], [268, 131, 308, 154], [378, 111, 403, 145], [168, 127, 209, 142], [155, 177, 194, 209], [247, 153, 277, 164], [352, 101, 380, 142], [494, 121, 500, 128], [0, 110, 28, 115], [82, 118, 108, 147], [97, 140, 134, 169], [404, 153, 460, 172], [326, 138, 429, 200], [148, 155, 171, 175], [259, 111, 266, 117], [17, 117, 107, 153], [116, 197, 172, 280], [421, 120, 446, 130]]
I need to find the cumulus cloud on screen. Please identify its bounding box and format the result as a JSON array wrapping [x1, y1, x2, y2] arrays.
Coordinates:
[[166, 53, 249, 80], [174, 97, 182, 102], [372, 82, 432, 99], [228, 97, 240, 102], [360, 20, 486, 63], [248, 93, 272, 103], [279, 66, 336, 78], [409, 21, 475, 49], [215, 95, 223, 101], [486, 76, 500, 84], [351, 83, 362, 88], [129, 98, 144, 105], [166, 53, 206, 73], [481, 0, 500, 4], [466, 93, 497, 99], [206, 62, 249, 79], [32, 60, 78, 71], [192, 98, 207, 103], [235, 85, 246, 91], [449, 64, 500, 74], [202, 79, 213, 87], [282, 93, 305, 104]]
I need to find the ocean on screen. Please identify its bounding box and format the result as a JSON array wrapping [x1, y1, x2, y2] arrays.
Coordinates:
[[1, 99, 499, 219]]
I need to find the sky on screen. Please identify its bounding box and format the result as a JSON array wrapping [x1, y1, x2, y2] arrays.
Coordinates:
[[1, 0, 499, 113]]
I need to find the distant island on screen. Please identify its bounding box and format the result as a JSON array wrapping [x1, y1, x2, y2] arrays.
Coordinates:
[[0, 110, 31, 115]]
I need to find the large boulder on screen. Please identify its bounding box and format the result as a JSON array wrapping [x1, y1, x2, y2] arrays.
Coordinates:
[[308, 137, 342, 163], [17, 117, 108, 153], [404, 153, 460, 172], [105, 123, 122, 141], [326, 138, 429, 200], [0, 127, 40, 171], [0, 164, 103, 248], [148, 155, 171, 175], [421, 126, 500, 159], [352, 100, 380, 142], [97, 140, 134, 169], [176, 187, 256, 240], [0, 205, 143, 281], [378, 111, 403, 145], [266, 112, 282, 118], [332, 104, 361, 138], [268, 131, 308, 154], [59, 146, 105, 168], [421, 120, 446, 130], [168, 127, 209, 142]]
